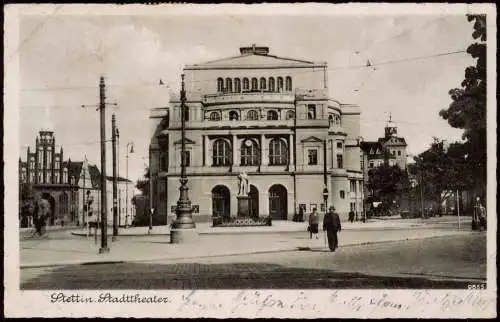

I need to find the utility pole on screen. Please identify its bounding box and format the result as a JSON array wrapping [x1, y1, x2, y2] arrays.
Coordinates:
[[111, 114, 118, 241], [82, 77, 117, 253], [98, 76, 110, 253]]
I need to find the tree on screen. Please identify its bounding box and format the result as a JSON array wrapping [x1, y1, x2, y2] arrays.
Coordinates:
[[367, 164, 410, 209], [135, 166, 150, 196], [414, 138, 475, 208], [439, 14, 487, 192]]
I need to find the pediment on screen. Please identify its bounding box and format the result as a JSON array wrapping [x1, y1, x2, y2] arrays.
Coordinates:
[[186, 53, 325, 69], [301, 136, 323, 143], [173, 138, 196, 145]]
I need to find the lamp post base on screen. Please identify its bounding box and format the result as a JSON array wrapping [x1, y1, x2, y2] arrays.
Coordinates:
[[99, 247, 110, 254], [170, 228, 198, 244], [111, 235, 118, 242]]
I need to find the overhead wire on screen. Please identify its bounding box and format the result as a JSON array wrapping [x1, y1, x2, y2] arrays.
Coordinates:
[[19, 48, 468, 93]]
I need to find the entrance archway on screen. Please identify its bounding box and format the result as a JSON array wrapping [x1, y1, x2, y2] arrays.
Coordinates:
[[212, 185, 230, 218], [41, 192, 56, 225], [249, 185, 259, 218], [268, 184, 288, 220]]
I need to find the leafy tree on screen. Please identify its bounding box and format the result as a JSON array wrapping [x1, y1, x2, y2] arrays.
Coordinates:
[[367, 164, 410, 208], [135, 166, 150, 196], [439, 14, 487, 191], [413, 138, 475, 207]]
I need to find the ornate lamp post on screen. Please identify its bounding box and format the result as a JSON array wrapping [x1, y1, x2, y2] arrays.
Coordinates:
[[171, 74, 196, 244]]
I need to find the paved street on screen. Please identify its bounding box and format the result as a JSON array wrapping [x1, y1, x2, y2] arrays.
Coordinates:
[[21, 232, 486, 290]]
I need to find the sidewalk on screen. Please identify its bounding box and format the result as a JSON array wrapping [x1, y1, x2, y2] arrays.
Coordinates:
[[20, 220, 472, 268], [69, 218, 431, 237]]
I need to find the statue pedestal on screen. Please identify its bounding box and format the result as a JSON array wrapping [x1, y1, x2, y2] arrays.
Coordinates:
[[237, 195, 251, 218]]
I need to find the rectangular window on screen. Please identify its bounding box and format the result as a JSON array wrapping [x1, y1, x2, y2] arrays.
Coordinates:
[[181, 107, 189, 122], [350, 202, 355, 212], [310, 204, 317, 212], [336, 154, 343, 169], [307, 149, 318, 165], [350, 180, 356, 193], [398, 151, 401, 156], [369, 161, 374, 168], [340, 190, 345, 199], [307, 104, 316, 120], [337, 141, 342, 149]]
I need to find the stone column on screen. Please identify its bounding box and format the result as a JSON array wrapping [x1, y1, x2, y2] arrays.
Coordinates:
[[206, 136, 212, 167], [232, 135, 238, 166], [289, 134, 294, 166], [261, 134, 268, 166]]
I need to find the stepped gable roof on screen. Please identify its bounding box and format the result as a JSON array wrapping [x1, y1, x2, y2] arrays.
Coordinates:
[[185, 45, 327, 70]]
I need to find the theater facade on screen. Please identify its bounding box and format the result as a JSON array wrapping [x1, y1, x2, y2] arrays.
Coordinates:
[[149, 45, 364, 222]]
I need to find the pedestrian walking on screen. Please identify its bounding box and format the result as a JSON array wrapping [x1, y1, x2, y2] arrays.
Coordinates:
[[348, 210, 355, 223], [35, 197, 50, 237], [323, 205, 342, 252], [478, 203, 487, 231], [308, 208, 320, 239]]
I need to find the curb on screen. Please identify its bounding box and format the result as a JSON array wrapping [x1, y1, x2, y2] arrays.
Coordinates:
[[20, 232, 468, 269], [67, 224, 429, 237]]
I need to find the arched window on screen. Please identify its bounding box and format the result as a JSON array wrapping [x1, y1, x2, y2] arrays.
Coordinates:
[[268, 77, 275, 92], [217, 78, 224, 92], [285, 110, 295, 120], [260, 77, 266, 90], [251, 78, 258, 90], [209, 111, 221, 121], [285, 76, 292, 91], [277, 77, 284, 92], [234, 78, 241, 93], [225, 78, 232, 92], [229, 111, 239, 121], [267, 110, 279, 120], [241, 139, 260, 166], [213, 139, 231, 166], [269, 138, 288, 165], [243, 78, 249, 91], [247, 110, 259, 120]]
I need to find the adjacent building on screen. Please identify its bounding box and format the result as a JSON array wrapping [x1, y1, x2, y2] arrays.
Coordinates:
[[149, 45, 364, 222], [19, 130, 135, 227]]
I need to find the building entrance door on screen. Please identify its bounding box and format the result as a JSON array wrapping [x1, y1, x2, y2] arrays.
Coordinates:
[[269, 184, 288, 220], [212, 185, 230, 218], [249, 185, 259, 218]]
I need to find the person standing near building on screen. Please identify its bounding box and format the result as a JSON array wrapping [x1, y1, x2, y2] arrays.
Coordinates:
[[308, 208, 320, 239], [323, 205, 342, 252]]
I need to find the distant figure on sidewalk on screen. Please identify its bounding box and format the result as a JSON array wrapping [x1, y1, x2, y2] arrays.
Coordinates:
[[308, 208, 320, 239], [323, 205, 342, 252], [33, 196, 50, 237], [87, 210, 98, 237], [348, 210, 355, 223], [478, 203, 487, 231]]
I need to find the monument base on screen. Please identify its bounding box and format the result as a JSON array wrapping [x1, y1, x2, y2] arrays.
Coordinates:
[[170, 228, 198, 244], [237, 195, 251, 218]]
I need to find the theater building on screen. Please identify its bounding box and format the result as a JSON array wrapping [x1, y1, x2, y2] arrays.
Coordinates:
[[149, 45, 364, 222]]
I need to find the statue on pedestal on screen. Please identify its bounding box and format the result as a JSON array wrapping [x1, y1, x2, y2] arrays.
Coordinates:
[[238, 171, 250, 196]]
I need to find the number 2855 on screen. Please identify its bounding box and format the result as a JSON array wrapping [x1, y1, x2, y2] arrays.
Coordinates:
[[468, 284, 486, 290]]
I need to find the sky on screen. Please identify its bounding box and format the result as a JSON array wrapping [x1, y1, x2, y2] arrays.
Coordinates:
[[14, 4, 479, 183]]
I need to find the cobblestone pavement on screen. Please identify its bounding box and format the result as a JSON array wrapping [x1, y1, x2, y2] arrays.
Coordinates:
[[21, 233, 486, 290]]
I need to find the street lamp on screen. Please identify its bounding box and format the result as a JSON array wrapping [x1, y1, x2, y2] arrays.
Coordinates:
[[125, 142, 134, 228], [171, 74, 196, 244]]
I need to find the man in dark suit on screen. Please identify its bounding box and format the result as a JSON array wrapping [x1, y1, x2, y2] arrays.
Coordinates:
[[323, 205, 341, 252]]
